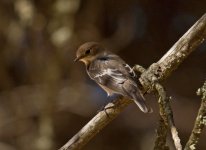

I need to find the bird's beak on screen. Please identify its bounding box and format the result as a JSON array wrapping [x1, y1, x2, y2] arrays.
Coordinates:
[[74, 56, 82, 62], [74, 57, 79, 62]]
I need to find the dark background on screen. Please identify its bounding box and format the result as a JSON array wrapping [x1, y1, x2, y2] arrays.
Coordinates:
[[0, 0, 205, 150]]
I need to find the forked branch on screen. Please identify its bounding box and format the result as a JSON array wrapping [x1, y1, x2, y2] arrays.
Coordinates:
[[59, 13, 206, 150]]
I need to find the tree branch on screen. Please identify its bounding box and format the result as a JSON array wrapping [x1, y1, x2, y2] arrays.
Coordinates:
[[139, 13, 206, 92], [135, 66, 182, 150], [155, 83, 182, 150], [154, 116, 169, 150], [59, 97, 132, 150], [59, 13, 206, 150], [184, 80, 206, 150]]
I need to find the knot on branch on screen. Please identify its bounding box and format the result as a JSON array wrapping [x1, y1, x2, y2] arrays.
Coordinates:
[[133, 63, 163, 93], [59, 13, 206, 150], [134, 64, 182, 150]]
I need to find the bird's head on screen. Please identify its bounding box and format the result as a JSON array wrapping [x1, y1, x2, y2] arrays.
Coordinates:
[[74, 42, 105, 65]]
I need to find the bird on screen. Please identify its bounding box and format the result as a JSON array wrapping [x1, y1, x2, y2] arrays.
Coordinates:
[[74, 42, 151, 113]]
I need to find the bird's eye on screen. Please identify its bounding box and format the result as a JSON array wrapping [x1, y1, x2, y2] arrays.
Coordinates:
[[85, 49, 91, 55]]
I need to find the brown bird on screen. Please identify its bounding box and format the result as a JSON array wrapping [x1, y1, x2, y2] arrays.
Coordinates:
[[74, 42, 151, 113]]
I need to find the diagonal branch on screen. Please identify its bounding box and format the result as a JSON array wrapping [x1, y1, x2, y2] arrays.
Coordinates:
[[184, 80, 206, 150], [59, 13, 206, 150], [139, 13, 206, 92], [59, 97, 132, 150]]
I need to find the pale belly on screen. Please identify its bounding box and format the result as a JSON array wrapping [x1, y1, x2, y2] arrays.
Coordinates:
[[98, 83, 120, 96]]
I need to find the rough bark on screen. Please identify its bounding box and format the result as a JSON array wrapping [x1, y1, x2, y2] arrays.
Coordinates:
[[59, 13, 206, 150], [184, 81, 206, 150]]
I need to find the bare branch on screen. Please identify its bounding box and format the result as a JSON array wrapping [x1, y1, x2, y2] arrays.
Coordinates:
[[184, 81, 206, 150], [157, 13, 206, 80], [134, 66, 182, 150], [59, 13, 206, 150], [154, 117, 169, 150], [139, 13, 206, 91], [155, 83, 182, 150], [59, 97, 132, 150]]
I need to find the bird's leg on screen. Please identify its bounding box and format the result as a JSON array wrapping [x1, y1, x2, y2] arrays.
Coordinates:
[[103, 94, 122, 110], [132, 65, 146, 74], [142, 90, 148, 96], [132, 65, 150, 95]]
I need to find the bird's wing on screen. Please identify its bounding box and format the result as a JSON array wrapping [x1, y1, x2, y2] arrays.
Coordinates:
[[88, 55, 151, 113], [88, 56, 137, 94]]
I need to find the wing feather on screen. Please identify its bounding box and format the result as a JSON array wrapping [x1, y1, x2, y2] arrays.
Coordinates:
[[87, 56, 137, 95], [87, 54, 151, 113]]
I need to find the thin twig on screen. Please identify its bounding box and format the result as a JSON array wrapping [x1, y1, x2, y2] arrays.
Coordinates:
[[155, 83, 182, 150], [133, 65, 182, 149], [184, 81, 206, 150], [133, 65, 171, 150], [154, 116, 169, 150], [59, 13, 206, 150], [134, 65, 181, 150]]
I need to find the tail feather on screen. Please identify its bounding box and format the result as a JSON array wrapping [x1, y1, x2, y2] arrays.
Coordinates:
[[131, 93, 153, 113], [121, 79, 152, 113]]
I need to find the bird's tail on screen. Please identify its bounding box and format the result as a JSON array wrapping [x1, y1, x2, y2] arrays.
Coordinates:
[[131, 92, 153, 113]]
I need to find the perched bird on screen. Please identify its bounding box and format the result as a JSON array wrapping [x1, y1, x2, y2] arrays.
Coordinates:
[[74, 42, 151, 113]]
